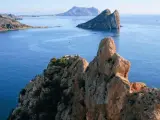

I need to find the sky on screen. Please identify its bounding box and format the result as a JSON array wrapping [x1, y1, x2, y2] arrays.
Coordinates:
[[0, 0, 160, 15]]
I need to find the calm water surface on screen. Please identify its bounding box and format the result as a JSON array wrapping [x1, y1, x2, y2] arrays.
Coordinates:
[[1, 15, 160, 119]]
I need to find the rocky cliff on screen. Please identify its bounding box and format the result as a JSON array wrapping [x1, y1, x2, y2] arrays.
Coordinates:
[[56, 6, 99, 16], [8, 37, 160, 120], [77, 9, 120, 30]]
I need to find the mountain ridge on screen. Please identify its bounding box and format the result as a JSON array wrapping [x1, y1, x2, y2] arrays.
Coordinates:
[[56, 6, 100, 16]]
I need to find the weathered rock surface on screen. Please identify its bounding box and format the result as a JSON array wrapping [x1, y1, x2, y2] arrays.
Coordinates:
[[77, 9, 120, 30], [8, 37, 160, 120], [56, 6, 99, 16], [121, 88, 160, 120]]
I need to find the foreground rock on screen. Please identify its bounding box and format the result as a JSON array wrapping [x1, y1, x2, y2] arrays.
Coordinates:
[[77, 9, 120, 30], [8, 37, 160, 120], [0, 16, 48, 32], [56, 6, 99, 16]]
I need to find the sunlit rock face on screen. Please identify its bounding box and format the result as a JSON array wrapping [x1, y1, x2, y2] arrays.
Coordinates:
[[77, 9, 120, 30], [85, 37, 131, 120], [8, 37, 160, 120]]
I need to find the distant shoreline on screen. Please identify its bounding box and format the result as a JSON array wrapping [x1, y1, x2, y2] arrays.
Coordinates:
[[0, 26, 50, 32]]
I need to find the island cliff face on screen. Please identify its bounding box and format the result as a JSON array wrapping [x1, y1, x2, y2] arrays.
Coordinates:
[[56, 6, 99, 16], [8, 37, 160, 120], [77, 9, 120, 30]]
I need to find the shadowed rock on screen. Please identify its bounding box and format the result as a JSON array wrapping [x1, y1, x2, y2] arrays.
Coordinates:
[[77, 9, 120, 30], [121, 87, 160, 120], [8, 37, 160, 120]]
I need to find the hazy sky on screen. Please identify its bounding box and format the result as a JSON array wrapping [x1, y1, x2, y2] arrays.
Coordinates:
[[1, 0, 160, 15]]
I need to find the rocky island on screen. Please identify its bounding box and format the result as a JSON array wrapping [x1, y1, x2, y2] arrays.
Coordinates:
[[77, 9, 120, 30], [8, 37, 160, 120], [0, 15, 48, 32], [56, 6, 99, 16], [0, 14, 23, 20]]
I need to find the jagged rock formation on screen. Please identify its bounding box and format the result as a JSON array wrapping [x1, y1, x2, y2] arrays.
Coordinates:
[[77, 9, 120, 30], [8, 37, 160, 120], [56, 6, 99, 16], [8, 55, 88, 120]]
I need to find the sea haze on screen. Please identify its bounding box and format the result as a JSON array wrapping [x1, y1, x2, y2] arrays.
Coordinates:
[[0, 15, 160, 119]]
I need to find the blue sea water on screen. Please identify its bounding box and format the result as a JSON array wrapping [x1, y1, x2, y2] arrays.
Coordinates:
[[1, 15, 160, 119]]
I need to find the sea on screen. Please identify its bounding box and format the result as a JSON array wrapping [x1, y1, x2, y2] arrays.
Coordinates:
[[1, 15, 160, 119]]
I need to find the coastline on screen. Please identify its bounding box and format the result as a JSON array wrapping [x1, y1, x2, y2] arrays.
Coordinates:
[[0, 26, 49, 32]]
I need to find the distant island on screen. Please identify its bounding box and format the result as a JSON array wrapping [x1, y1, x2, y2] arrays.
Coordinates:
[[0, 15, 48, 32], [77, 9, 120, 30], [0, 13, 22, 20], [56, 6, 99, 16], [20, 15, 40, 17]]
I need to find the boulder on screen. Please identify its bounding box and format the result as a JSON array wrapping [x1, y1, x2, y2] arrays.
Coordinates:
[[130, 82, 146, 93]]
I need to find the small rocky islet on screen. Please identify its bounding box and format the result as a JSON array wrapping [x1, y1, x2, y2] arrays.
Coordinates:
[[8, 37, 160, 120], [77, 9, 120, 30]]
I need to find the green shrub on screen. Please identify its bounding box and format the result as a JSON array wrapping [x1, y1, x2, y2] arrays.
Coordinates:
[[51, 57, 68, 67]]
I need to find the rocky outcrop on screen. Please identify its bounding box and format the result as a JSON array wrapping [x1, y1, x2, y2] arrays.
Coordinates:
[[56, 6, 99, 16], [85, 38, 130, 120], [8, 37, 160, 120], [77, 9, 120, 30], [0, 16, 31, 31], [121, 87, 160, 120], [8, 56, 89, 120]]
